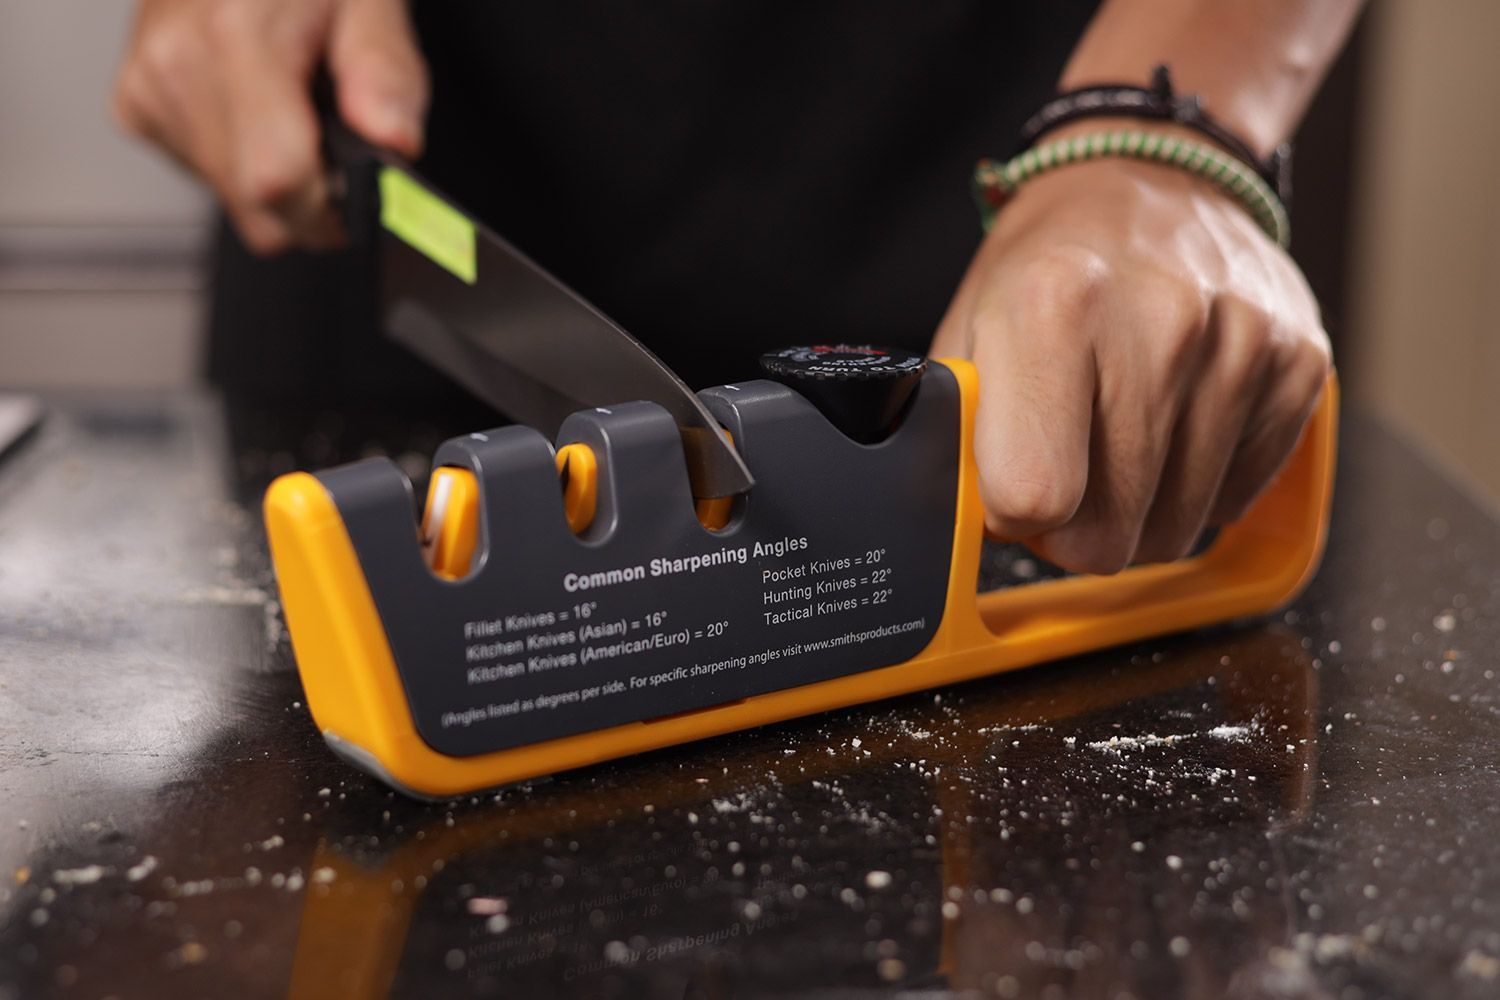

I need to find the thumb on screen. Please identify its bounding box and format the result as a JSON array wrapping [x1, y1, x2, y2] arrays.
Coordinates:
[[328, 0, 429, 158]]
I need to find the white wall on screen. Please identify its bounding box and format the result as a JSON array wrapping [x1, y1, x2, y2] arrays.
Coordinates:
[[0, 0, 209, 388]]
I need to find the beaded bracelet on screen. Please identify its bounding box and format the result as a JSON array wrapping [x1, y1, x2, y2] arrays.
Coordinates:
[[973, 130, 1290, 249]]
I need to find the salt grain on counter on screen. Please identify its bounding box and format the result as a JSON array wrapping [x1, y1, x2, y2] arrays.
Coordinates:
[[126, 856, 158, 882], [1460, 949, 1500, 981], [53, 864, 107, 886], [177, 585, 268, 607], [173, 942, 208, 966]]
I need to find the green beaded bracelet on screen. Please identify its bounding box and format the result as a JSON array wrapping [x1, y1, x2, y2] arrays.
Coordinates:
[[973, 130, 1291, 249]]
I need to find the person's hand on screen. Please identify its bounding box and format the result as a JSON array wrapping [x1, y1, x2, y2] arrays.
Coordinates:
[[113, 0, 428, 254], [931, 132, 1331, 575]]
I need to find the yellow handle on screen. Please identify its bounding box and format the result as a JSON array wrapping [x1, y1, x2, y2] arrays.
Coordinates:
[[922, 358, 1338, 674]]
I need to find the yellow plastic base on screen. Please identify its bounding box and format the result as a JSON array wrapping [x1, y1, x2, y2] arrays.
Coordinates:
[[263, 361, 1338, 798]]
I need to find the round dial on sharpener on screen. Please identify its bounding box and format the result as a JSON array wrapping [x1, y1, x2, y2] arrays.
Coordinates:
[[758, 344, 928, 443]]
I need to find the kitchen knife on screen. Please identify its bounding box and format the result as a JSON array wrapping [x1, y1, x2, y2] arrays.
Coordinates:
[[325, 122, 754, 500]]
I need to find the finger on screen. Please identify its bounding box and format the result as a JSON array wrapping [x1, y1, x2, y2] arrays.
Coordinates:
[[1134, 300, 1267, 562], [1210, 334, 1332, 524], [115, 21, 237, 193], [1028, 279, 1209, 574], [967, 253, 1100, 541], [330, 0, 430, 158], [220, 30, 334, 254]]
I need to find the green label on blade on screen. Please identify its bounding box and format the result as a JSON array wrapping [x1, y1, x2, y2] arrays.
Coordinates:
[[379, 166, 476, 284]]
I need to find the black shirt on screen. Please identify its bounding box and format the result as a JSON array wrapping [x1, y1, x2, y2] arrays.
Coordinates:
[[208, 2, 1097, 411]]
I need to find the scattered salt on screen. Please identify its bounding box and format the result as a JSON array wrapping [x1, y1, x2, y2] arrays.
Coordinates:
[[126, 856, 158, 882], [52, 865, 107, 886]]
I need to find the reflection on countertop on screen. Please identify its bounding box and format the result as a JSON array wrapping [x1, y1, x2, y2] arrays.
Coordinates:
[[2, 393, 1499, 999]]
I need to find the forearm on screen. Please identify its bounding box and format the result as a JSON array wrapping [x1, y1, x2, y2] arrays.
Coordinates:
[[1060, 0, 1365, 158]]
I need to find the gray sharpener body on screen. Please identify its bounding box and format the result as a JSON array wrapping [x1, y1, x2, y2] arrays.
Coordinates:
[[315, 367, 962, 759]]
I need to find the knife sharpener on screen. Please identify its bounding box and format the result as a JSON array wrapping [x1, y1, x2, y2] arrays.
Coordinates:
[[264, 360, 1337, 799]]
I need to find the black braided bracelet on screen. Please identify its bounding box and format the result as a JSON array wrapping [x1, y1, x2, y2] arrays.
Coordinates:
[[1016, 65, 1292, 206]]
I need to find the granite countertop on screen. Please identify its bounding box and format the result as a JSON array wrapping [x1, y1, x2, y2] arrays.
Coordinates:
[[2, 392, 1499, 1000]]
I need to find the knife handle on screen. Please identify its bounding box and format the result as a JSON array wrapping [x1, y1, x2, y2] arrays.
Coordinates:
[[311, 70, 393, 245]]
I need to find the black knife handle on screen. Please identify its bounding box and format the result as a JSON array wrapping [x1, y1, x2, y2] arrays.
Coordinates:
[[312, 70, 387, 242]]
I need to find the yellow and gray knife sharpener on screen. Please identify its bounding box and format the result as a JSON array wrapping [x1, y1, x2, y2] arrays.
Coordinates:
[[264, 359, 1338, 799]]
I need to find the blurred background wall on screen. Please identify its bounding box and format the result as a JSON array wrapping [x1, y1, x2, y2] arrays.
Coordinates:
[[0, 1, 206, 389], [1345, 0, 1500, 504], [0, 2, 1495, 498]]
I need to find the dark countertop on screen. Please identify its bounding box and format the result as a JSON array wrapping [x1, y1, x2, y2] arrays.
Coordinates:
[[3, 392, 1500, 1000]]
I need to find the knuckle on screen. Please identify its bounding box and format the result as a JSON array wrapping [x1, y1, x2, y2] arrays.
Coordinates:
[[1141, 272, 1208, 330], [1219, 308, 1279, 386], [139, 25, 197, 88], [1293, 327, 1334, 384], [1261, 322, 1332, 403], [1221, 294, 1276, 343], [1036, 526, 1133, 576], [979, 469, 1082, 535], [1134, 274, 1210, 372], [1014, 246, 1111, 328]]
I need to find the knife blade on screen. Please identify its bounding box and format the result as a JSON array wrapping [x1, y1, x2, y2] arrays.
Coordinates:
[[326, 124, 754, 500]]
